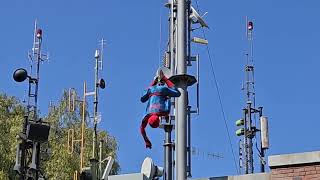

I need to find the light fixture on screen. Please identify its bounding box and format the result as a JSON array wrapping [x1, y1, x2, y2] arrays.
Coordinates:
[[13, 68, 28, 82], [190, 6, 209, 28]]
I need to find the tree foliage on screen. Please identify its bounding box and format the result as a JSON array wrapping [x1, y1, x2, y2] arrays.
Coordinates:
[[0, 92, 120, 179], [0, 94, 25, 179]]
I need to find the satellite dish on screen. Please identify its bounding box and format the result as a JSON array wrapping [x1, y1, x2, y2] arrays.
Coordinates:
[[190, 6, 209, 28], [156, 67, 172, 79], [99, 78, 106, 89], [141, 157, 163, 180], [13, 68, 28, 82]]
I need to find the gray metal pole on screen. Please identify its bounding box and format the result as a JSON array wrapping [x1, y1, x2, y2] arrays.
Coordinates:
[[187, 106, 191, 177], [258, 107, 265, 173], [176, 0, 187, 179], [99, 140, 103, 178], [243, 108, 248, 174], [93, 54, 99, 160], [164, 124, 173, 180], [170, 0, 175, 75], [91, 53, 99, 180], [166, 3, 176, 180], [247, 102, 253, 174]]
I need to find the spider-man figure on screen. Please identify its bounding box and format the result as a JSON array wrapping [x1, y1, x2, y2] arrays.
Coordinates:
[[140, 71, 181, 149]]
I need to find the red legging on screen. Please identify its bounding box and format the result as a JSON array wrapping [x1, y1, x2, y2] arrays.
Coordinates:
[[140, 112, 169, 149]]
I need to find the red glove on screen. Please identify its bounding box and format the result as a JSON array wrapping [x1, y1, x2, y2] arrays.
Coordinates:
[[145, 140, 152, 149], [149, 79, 157, 87], [162, 76, 174, 88]]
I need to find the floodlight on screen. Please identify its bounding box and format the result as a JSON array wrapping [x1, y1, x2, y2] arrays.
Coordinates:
[[190, 6, 209, 28], [13, 68, 28, 82], [141, 157, 163, 180], [192, 37, 209, 45]]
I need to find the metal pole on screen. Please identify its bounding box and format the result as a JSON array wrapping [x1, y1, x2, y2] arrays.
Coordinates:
[[19, 115, 28, 180], [170, 0, 175, 75], [247, 102, 253, 174], [99, 139, 103, 178], [187, 106, 191, 177], [35, 34, 42, 180], [260, 148, 265, 173], [93, 53, 99, 160], [91, 51, 100, 179], [164, 124, 173, 180], [243, 108, 248, 174], [258, 107, 265, 173], [168, 2, 175, 180], [80, 82, 86, 171], [176, 0, 187, 179]]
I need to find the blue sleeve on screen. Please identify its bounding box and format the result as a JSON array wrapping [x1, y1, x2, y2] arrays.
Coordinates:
[[140, 89, 150, 103], [163, 87, 181, 97]]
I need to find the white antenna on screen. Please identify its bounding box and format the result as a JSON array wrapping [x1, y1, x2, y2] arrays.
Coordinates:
[[99, 38, 106, 70], [32, 20, 37, 56]]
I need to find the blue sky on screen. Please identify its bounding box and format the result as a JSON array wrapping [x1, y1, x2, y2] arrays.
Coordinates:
[[1, 0, 320, 178]]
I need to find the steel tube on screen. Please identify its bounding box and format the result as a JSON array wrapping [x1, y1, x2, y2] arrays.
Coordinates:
[[176, 0, 187, 179]]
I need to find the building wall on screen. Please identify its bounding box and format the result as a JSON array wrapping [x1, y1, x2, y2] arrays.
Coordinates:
[[269, 151, 320, 180], [271, 164, 320, 180]]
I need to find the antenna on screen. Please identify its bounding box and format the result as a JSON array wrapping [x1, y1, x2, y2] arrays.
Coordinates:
[[236, 18, 269, 174], [99, 38, 106, 70], [191, 146, 224, 160], [161, 1, 208, 179], [13, 20, 50, 180], [66, 84, 88, 177], [67, 38, 107, 179]]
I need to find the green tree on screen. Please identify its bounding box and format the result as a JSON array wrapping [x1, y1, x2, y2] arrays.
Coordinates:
[[41, 90, 120, 179], [0, 94, 25, 179], [0, 92, 120, 179]]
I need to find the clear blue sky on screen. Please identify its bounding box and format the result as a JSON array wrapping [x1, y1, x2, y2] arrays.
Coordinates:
[[1, 0, 320, 178]]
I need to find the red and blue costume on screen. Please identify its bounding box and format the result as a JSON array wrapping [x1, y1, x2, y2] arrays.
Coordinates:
[[140, 76, 181, 149]]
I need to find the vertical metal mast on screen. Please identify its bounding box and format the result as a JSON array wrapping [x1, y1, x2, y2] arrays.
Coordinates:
[[176, 0, 188, 179], [14, 20, 49, 180], [245, 19, 255, 174], [236, 19, 267, 174], [163, 1, 176, 180], [164, 0, 205, 179], [28, 20, 48, 180], [91, 38, 106, 179]]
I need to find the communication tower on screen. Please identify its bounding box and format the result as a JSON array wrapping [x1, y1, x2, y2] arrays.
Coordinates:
[[13, 20, 50, 180], [236, 19, 270, 174]]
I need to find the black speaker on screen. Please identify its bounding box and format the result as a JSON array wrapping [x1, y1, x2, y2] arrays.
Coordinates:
[[26, 122, 50, 142], [13, 68, 28, 82]]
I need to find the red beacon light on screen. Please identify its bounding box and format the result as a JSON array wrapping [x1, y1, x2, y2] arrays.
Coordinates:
[[248, 21, 253, 31], [36, 29, 42, 39]]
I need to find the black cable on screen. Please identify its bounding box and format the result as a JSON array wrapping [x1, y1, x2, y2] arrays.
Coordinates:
[[195, 1, 240, 174]]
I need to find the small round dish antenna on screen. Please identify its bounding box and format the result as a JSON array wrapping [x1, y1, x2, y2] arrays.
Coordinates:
[[156, 67, 172, 79], [141, 157, 163, 180]]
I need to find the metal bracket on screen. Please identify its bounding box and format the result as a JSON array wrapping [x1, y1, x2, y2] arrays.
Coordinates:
[[169, 74, 197, 87]]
